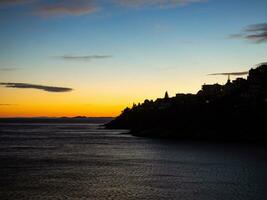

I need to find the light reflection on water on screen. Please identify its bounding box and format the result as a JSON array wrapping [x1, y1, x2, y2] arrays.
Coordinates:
[[0, 123, 267, 200]]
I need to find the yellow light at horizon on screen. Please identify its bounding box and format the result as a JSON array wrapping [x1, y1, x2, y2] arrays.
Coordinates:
[[0, 70, 228, 117]]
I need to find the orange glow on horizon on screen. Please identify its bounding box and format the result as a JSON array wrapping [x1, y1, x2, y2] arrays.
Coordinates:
[[0, 72, 225, 118], [0, 103, 126, 118]]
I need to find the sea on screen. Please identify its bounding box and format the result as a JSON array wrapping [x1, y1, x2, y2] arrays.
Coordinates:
[[0, 123, 267, 200]]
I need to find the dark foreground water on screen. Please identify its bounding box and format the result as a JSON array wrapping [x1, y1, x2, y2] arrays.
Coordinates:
[[0, 123, 267, 200]]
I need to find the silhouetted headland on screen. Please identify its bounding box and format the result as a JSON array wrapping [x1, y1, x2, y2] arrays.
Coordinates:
[[106, 64, 267, 142]]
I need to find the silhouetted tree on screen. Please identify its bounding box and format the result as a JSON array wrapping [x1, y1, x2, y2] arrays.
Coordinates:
[[164, 91, 169, 99]]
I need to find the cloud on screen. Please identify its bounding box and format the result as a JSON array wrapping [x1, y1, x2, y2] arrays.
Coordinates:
[[33, 1, 99, 17], [0, 82, 73, 92], [0, 68, 20, 71], [115, 0, 207, 7], [58, 54, 112, 61], [1, 0, 207, 17], [0, 0, 35, 7], [0, 104, 17, 106], [230, 23, 267, 43], [0, 0, 99, 16], [208, 71, 249, 76]]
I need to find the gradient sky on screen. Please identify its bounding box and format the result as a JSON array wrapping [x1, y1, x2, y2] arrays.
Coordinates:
[[0, 0, 267, 117]]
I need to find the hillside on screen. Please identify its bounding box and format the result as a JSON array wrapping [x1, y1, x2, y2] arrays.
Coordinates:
[[106, 64, 267, 141]]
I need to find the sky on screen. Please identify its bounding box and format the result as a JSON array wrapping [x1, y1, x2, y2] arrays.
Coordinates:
[[0, 0, 267, 117]]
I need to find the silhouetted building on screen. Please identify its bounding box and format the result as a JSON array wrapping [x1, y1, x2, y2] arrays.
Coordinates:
[[200, 83, 222, 96]]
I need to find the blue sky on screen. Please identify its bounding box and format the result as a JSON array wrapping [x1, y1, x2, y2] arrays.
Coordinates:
[[0, 0, 267, 117]]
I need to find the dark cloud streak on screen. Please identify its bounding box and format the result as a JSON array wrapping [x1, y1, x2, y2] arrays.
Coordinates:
[[208, 71, 249, 76], [230, 23, 267, 43], [59, 55, 112, 61], [0, 82, 73, 92]]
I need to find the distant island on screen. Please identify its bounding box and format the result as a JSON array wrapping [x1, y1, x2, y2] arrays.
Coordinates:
[[106, 64, 267, 142], [0, 117, 113, 124]]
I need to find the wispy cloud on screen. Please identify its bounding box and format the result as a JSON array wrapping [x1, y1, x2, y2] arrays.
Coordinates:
[[33, 1, 99, 17], [0, 0, 35, 7], [208, 71, 249, 76], [0, 0, 99, 16], [115, 0, 207, 7], [1, 0, 207, 17], [0, 68, 20, 71], [0, 104, 17, 106], [0, 82, 73, 92], [230, 23, 267, 43], [58, 54, 112, 61]]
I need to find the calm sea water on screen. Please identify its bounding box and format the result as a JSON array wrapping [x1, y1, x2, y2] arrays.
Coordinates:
[[0, 123, 267, 200]]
